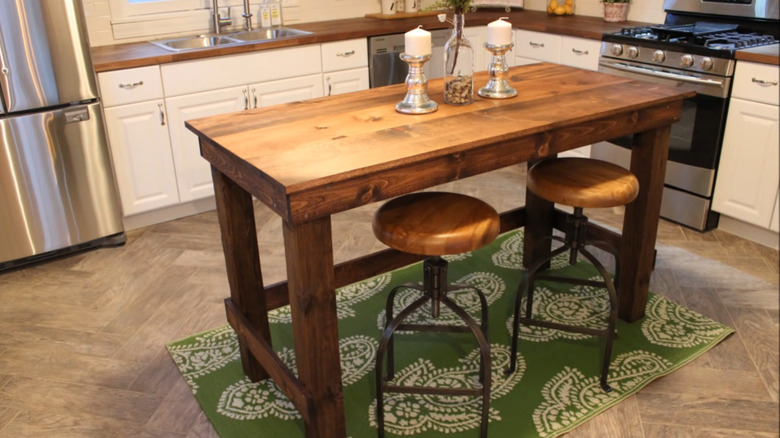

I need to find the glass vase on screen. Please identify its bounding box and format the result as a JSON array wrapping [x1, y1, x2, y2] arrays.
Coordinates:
[[443, 13, 474, 105]]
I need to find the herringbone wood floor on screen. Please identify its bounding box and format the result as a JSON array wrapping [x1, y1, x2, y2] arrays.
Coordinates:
[[0, 165, 777, 437]]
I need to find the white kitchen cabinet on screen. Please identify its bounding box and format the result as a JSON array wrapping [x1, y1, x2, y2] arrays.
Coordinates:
[[515, 29, 561, 65], [514, 31, 599, 158], [324, 68, 369, 96], [251, 74, 324, 107], [712, 61, 779, 230], [165, 87, 247, 202], [560, 36, 601, 71], [160, 45, 322, 97], [99, 66, 180, 216], [321, 38, 368, 96], [103, 100, 180, 215], [165, 74, 323, 202], [514, 30, 599, 71]]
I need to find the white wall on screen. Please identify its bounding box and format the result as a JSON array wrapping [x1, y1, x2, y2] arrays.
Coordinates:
[[81, 0, 665, 47]]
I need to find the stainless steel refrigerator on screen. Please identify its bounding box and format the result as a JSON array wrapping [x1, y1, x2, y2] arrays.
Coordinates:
[[0, 0, 125, 272]]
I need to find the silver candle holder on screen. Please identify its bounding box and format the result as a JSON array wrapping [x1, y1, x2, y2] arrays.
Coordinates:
[[396, 53, 438, 114], [478, 42, 517, 99]]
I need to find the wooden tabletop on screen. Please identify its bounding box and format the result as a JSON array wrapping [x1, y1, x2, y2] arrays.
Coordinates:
[[186, 63, 695, 225]]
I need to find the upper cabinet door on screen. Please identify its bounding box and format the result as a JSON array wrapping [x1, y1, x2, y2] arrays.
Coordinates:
[[0, 0, 98, 112]]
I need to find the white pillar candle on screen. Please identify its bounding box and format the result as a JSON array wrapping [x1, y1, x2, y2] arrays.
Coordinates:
[[487, 17, 512, 45], [405, 26, 431, 56]]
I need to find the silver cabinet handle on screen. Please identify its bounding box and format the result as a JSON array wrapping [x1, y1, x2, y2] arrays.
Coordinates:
[[752, 77, 778, 86], [337, 50, 355, 57], [157, 102, 166, 126], [119, 81, 144, 88], [529, 41, 544, 48], [571, 48, 589, 55], [242, 88, 249, 110], [251, 88, 258, 108], [326, 76, 332, 96]]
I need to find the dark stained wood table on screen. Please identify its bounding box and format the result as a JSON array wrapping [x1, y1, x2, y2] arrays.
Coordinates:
[[185, 63, 694, 438]]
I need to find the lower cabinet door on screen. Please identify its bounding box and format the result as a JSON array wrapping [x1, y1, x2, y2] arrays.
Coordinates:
[[323, 67, 369, 96], [250, 74, 324, 108], [103, 100, 180, 216], [712, 97, 780, 228], [165, 86, 246, 202]]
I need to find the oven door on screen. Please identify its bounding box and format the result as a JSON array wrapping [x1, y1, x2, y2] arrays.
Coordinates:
[[596, 58, 730, 230]]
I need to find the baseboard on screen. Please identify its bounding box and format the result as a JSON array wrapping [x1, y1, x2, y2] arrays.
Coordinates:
[[717, 215, 779, 250], [123, 197, 217, 231]]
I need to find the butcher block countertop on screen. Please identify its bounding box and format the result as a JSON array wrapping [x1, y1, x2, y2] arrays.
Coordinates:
[[91, 10, 646, 72], [735, 43, 780, 66]]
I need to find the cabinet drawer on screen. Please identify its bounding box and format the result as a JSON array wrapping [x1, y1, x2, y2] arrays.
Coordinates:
[[321, 38, 368, 72], [560, 36, 601, 71], [161, 45, 322, 97], [732, 61, 779, 105], [515, 30, 561, 63], [98, 66, 163, 107]]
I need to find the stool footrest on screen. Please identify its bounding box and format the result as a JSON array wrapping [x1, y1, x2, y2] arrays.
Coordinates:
[[382, 384, 484, 397], [397, 323, 474, 333], [518, 318, 611, 338]]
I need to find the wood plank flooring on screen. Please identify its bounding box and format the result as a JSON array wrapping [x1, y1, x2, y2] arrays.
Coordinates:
[[0, 164, 777, 437]]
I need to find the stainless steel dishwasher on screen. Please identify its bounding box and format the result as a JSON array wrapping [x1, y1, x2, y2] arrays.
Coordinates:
[[368, 29, 450, 88]]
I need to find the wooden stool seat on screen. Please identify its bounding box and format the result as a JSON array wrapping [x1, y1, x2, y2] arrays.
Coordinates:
[[373, 192, 501, 256], [527, 158, 639, 208]]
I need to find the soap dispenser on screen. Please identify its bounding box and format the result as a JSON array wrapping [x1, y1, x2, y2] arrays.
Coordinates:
[[260, 0, 271, 27]]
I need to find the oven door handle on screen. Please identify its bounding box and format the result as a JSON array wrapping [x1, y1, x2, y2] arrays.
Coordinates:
[[599, 61, 726, 89]]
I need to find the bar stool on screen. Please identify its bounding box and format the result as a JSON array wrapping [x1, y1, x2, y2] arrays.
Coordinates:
[[372, 191, 501, 438], [506, 158, 639, 392]]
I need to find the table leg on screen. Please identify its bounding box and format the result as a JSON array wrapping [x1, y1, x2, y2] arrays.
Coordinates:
[[619, 126, 671, 322], [523, 159, 555, 269], [211, 166, 270, 381], [283, 216, 346, 438]]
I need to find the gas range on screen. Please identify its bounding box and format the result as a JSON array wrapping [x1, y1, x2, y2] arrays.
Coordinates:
[[593, 0, 778, 231]]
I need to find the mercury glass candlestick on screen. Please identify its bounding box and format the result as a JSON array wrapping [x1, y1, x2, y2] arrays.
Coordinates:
[[478, 42, 517, 99], [396, 53, 438, 114]]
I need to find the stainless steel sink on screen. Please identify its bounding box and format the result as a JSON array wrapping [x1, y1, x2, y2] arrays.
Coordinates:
[[229, 27, 312, 42], [150, 28, 312, 52], [150, 34, 242, 51]]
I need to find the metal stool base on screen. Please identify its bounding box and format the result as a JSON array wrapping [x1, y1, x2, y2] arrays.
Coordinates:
[[376, 256, 491, 438], [506, 208, 619, 392]]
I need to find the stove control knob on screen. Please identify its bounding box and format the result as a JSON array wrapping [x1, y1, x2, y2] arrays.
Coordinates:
[[652, 50, 666, 63], [610, 44, 624, 56], [681, 54, 694, 68], [627, 46, 639, 59], [701, 57, 714, 71]]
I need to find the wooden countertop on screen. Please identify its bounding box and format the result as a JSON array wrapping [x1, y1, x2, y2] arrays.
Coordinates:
[[91, 10, 647, 72], [735, 43, 780, 66]]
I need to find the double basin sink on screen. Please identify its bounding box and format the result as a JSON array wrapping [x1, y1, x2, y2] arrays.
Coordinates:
[[151, 27, 312, 52]]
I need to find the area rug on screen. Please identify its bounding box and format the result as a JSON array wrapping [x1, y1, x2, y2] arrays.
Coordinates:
[[167, 230, 734, 438]]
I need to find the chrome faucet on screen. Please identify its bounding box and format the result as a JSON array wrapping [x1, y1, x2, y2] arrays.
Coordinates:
[[242, 0, 254, 30], [212, 0, 232, 33]]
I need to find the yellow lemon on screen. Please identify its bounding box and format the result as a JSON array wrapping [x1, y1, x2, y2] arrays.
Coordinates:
[[549, 0, 559, 9], [564, 5, 573, 13], [554, 5, 566, 14]]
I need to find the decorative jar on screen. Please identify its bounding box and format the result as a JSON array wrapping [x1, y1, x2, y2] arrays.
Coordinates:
[[547, 0, 573, 15], [443, 13, 474, 105]]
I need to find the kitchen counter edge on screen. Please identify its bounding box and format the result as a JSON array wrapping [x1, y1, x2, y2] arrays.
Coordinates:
[[91, 10, 644, 72]]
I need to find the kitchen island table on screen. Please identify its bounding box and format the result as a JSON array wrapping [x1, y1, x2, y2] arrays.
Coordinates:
[[185, 63, 694, 438]]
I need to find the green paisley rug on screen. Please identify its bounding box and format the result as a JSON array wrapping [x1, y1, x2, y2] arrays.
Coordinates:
[[167, 230, 733, 438]]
